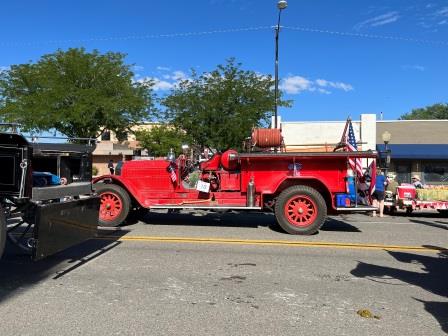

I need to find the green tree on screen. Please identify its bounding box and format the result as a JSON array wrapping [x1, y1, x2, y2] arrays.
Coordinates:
[[162, 58, 291, 150], [400, 103, 448, 120], [0, 48, 154, 139], [135, 125, 187, 157]]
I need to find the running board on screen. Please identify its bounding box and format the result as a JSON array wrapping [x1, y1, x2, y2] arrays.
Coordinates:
[[336, 206, 378, 212], [150, 205, 262, 210]]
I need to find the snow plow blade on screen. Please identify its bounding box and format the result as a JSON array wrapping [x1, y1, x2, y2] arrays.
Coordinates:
[[33, 196, 100, 260]]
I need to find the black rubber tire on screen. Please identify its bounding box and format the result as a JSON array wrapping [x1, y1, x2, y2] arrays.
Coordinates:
[[0, 205, 6, 259], [95, 183, 131, 227], [406, 207, 413, 215], [274, 185, 327, 235]]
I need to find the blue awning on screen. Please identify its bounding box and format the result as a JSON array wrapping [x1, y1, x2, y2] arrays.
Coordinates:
[[376, 144, 448, 160]]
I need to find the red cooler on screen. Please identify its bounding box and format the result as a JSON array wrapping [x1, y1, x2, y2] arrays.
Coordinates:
[[397, 185, 416, 199]]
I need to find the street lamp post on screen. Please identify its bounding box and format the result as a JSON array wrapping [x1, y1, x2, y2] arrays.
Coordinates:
[[382, 131, 392, 175], [274, 0, 287, 129]]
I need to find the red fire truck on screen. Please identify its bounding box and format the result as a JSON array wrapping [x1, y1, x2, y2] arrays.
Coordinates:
[[93, 130, 377, 235]]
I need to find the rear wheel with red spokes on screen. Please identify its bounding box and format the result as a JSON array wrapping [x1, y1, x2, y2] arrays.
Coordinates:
[[275, 185, 327, 235], [95, 183, 131, 227]]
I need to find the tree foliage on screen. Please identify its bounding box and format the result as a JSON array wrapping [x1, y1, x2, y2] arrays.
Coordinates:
[[400, 103, 448, 120], [135, 125, 187, 157], [162, 58, 291, 151], [0, 48, 154, 139]]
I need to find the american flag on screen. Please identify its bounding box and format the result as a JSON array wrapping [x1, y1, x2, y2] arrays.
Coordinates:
[[345, 119, 364, 177], [167, 163, 177, 182]]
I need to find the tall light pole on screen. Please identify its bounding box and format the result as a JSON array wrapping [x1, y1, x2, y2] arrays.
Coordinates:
[[274, 0, 287, 129], [382, 131, 392, 176]]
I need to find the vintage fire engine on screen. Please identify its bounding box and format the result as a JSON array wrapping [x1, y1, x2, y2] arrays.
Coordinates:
[[94, 129, 377, 235], [0, 128, 100, 260]]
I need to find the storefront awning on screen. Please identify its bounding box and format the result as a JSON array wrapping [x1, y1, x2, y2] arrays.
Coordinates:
[[376, 144, 448, 160]]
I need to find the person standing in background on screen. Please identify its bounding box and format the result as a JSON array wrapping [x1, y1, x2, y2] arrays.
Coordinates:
[[372, 170, 387, 217], [412, 175, 423, 188], [108, 159, 115, 175]]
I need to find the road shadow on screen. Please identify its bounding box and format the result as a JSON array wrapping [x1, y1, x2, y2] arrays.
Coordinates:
[[409, 219, 448, 231], [390, 211, 448, 220], [138, 210, 281, 230], [350, 246, 448, 333], [321, 217, 361, 232], [0, 229, 127, 305], [135, 210, 362, 234]]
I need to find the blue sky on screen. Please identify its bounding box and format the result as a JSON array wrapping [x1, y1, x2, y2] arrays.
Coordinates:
[[1, 0, 447, 121]]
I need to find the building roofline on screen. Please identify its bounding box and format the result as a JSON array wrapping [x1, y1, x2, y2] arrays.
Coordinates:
[[282, 120, 360, 124], [377, 119, 448, 123]]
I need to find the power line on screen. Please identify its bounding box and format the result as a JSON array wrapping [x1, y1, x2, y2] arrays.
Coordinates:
[[0, 25, 447, 47], [284, 26, 448, 46], [0, 26, 272, 47]]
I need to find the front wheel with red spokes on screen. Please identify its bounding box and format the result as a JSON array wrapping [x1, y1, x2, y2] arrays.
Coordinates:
[[95, 183, 131, 227], [275, 185, 327, 235]]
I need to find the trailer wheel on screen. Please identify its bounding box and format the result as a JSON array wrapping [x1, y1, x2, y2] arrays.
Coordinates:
[[275, 185, 327, 235], [0, 206, 6, 258], [96, 183, 131, 227]]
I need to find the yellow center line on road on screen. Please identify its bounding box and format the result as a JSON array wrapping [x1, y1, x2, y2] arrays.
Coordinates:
[[95, 235, 447, 253]]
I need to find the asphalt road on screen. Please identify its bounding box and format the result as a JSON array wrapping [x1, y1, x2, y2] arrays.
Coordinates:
[[0, 211, 447, 336]]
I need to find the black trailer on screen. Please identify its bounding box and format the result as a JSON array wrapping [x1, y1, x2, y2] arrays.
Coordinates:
[[0, 131, 100, 260]]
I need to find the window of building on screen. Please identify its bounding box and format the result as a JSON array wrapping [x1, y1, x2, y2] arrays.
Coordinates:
[[423, 162, 448, 185], [101, 131, 111, 141]]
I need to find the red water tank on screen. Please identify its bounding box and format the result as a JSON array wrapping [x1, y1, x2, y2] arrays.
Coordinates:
[[221, 149, 239, 171], [251, 128, 282, 148]]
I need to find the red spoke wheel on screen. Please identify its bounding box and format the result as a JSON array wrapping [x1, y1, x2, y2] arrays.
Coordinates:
[[284, 195, 318, 227], [95, 183, 130, 227], [275, 185, 327, 235]]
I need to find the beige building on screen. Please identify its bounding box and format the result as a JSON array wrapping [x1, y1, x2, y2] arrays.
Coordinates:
[[93, 122, 158, 176], [377, 120, 448, 185]]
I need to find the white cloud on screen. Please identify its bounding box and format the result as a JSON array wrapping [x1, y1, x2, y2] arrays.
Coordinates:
[[152, 78, 175, 91], [281, 75, 353, 95], [172, 70, 187, 81], [355, 11, 400, 30], [402, 64, 426, 71], [437, 7, 448, 16], [280, 76, 312, 94], [135, 69, 191, 91], [156, 66, 171, 71], [315, 79, 353, 92], [0, 65, 10, 72]]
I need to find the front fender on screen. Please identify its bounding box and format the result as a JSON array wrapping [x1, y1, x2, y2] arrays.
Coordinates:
[[92, 175, 144, 207]]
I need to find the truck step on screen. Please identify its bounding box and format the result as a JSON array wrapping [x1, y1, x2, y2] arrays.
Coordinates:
[[149, 205, 262, 210], [336, 206, 378, 212]]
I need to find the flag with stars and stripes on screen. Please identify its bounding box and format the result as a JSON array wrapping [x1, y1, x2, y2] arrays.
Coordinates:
[[345, 119, 363, 177], [167, 162, 177, 183]]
